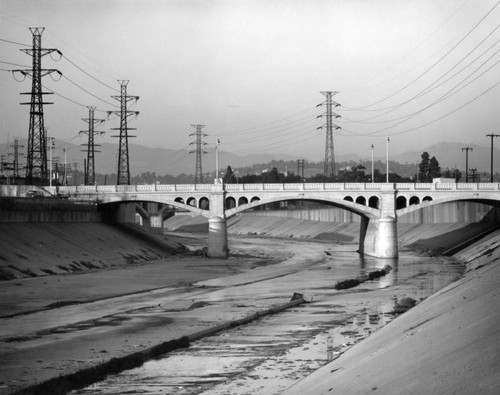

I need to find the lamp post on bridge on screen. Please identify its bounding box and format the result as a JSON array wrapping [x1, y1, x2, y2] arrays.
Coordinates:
[[386, 137, 390, 183], [486, 133, 499, 182], [371, 144, 374, 183], [215, 136, 221, 184]]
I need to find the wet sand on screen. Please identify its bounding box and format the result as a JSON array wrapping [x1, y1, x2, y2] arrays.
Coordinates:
[[0, 234, 322, 394]]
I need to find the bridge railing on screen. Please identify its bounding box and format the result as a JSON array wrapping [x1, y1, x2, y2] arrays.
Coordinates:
[[394, 182, 500, 191], [6, 182, 500, 198]]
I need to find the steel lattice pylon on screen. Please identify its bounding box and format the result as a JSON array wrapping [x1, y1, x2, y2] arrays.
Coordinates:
[[318, 91, 341, 179], [15, 27, 60, 184], [108, 80, 139, 185], [189, 124, 208, 184], [80, 106, 104, 185]]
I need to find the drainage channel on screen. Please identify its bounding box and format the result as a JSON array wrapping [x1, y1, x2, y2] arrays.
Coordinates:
[[74, 249, 463, 395]]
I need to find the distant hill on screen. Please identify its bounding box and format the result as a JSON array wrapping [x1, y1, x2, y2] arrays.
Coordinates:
[[1, 140, 498, 178]]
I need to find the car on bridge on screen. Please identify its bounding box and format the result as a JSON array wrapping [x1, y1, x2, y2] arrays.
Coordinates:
[[24, 190, 45, 198]]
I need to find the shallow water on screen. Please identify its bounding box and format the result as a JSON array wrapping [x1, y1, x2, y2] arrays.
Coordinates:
[[74, 244, 463, 395]]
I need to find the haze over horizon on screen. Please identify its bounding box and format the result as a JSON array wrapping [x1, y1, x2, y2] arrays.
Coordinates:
[[1, 0, 499, 172]]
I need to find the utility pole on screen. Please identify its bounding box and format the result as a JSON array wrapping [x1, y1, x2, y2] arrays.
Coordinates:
[[9, 138, 24, 179], [63, 146, 67, 185], [189, 124, 208, 184], [297, 159, 305, 180], [108, 80, 139, 185], [486, 133, 499, 182], [13, 27, 61, 185], [317, 91, 341, 179], [462, 147, 473, 183], [370, 144, 374, 183], [80, 106, 104, 185]]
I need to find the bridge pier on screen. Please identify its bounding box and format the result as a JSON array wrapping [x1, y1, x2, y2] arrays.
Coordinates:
[[359, 186, 398, 259], [207, 216, 228, 258], [359, 217, 398, 258]]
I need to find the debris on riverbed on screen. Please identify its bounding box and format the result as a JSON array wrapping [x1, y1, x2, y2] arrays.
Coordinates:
[[390, 296, 417, 315], [334, 265, 393, 290]]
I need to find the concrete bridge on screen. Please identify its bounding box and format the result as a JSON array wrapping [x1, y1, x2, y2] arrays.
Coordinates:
[[3, 182, 500, 259]]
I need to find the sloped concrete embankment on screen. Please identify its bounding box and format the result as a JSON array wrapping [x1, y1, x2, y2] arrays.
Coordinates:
[[0, 223, 184, 281]]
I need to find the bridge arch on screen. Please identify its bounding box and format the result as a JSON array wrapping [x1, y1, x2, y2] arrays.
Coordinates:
[[225, 195, 380, 219], [396, 196, 406, 209], [238, 196, 248, 206], [355, 196, 366, 206], [396, 194, 500, 217], [409, 196, 420, 205], [226, 197, 236, 209], [199, 197, 210, 209], [97, 197, 212, 218], [368, 196, 379, 209]]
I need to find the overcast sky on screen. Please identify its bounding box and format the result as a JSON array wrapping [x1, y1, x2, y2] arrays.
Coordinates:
[[0, 0, 499, 168]]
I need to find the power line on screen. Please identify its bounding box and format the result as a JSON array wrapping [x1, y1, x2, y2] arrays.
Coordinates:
[[60, 54, 120, 93], [345, 30, 500, 122], [61, 74, 119, 108], [0, 37, 30, 47], [339, 46, 500, 126], [0, 60, 31, 68], [340, 0, 472, 96], [342, 81, 500, 138], [346, 0, 500, 111]]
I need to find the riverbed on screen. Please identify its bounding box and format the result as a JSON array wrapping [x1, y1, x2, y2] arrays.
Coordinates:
[[73, 237, 464, 395]]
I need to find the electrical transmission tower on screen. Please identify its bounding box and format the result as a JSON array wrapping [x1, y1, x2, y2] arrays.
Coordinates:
[[9, 138, 25, 178], [297, 159, 305, 180], [317, 91, 341, 178], [189, 125, 208, 184], [79, 106, 105, 185], [108, 80, 139, 185], [13, 27, 61, 184]]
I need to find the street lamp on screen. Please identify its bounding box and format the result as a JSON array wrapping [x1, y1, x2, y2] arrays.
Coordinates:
[[386, 137, 390, 183], [371, 144, 374, 183], [486, 133, 499, 182]]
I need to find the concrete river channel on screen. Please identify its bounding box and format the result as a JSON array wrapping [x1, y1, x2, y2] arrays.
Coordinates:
[[73, 238, 463, 395]]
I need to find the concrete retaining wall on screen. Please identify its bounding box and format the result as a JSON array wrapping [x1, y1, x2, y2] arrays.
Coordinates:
[[245, 201, 499, 224], [0, 199, 102, 223]]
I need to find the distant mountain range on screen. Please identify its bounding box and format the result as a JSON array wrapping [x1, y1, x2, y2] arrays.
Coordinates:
[[1, 140, 499, 177]]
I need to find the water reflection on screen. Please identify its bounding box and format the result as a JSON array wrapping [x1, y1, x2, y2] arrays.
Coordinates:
[[357, 255, 399, 288]]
